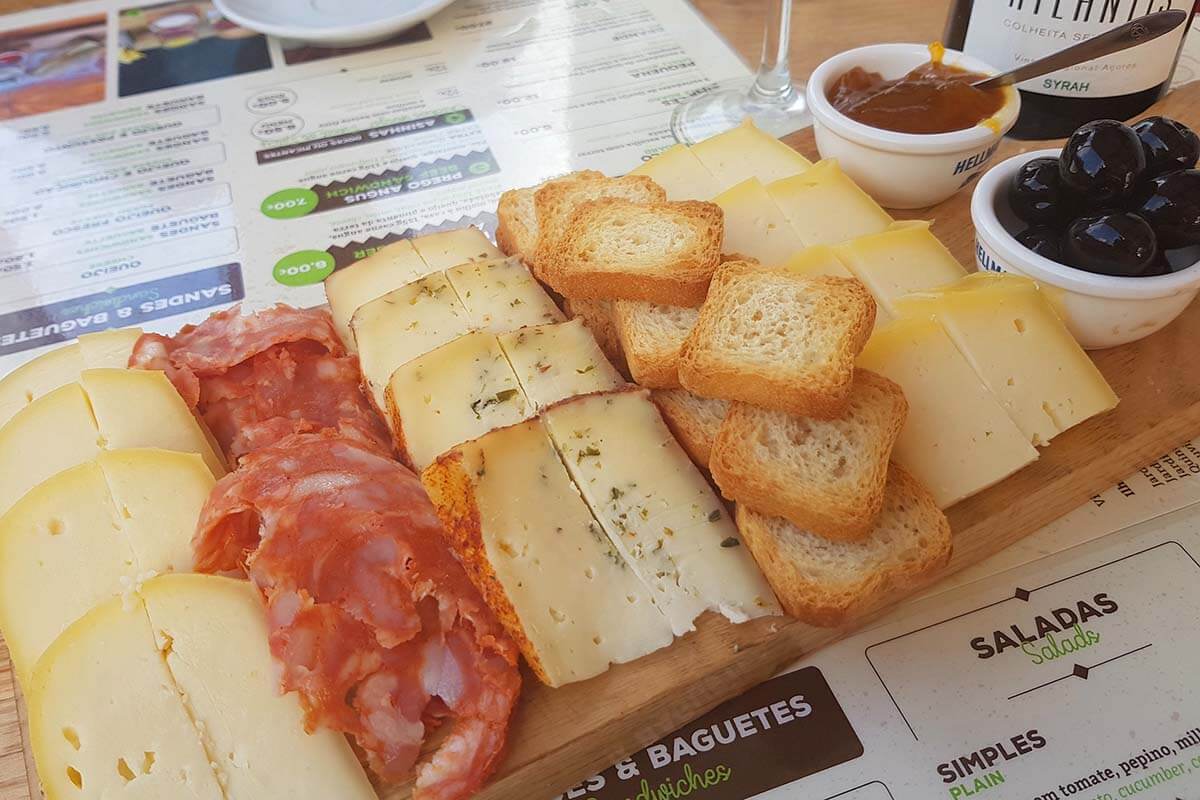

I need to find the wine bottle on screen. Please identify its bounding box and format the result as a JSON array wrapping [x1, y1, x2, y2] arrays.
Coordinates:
[[945, 0, 1198, 139]]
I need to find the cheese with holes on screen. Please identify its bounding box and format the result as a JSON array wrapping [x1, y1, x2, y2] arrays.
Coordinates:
[[0, 383, 102, 516], [28, 575, 376, 800], [324, 238, 430, 346], [498, 320, 624, 409], [0, 328, 143, 428], [28, 593, 227, 800], [352, 273, 473, 414], [80, 369, 225, 477], [0, 346, 85, 433], [141, 575, 377, 799], [0, 371, 223, 516], [630, 144, 722, 200], [690, 119, 812, 193], [388, 331, 531, 471], [410, 227, 502, 270], [767, 160, 893, 246], [713, 178, 806, 266], [858, 314, 1039, 507], [0, 448, 213, 686], [896, 273, 1118, 447], [543, 390, 780, 633], [783, 245, 856, 280], [445, 256, 564, 332], [834, 221, 967, 315], [422, 419, 674, 687]]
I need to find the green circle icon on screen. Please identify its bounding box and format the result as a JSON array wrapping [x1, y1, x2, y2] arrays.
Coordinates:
[[443, 111, 467, 124], [261, 187, 318, 219], [273, 250, 335, 286], [468, 160, 493, 175]]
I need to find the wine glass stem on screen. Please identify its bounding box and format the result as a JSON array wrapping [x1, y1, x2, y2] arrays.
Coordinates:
[[750, 0, 796, 103]]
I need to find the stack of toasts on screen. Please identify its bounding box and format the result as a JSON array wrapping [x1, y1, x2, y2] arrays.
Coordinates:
[[496, 170, 953, 628]]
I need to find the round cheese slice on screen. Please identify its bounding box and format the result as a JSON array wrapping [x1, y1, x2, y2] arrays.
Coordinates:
[[28, 574, 379, 800], [0, 449, 214, 688]]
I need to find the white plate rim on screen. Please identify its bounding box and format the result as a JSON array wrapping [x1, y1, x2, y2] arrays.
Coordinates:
[[211, 0, 456, 44]]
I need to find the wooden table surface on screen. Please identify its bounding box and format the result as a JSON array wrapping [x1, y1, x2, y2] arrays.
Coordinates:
[[0, 0, 954, 70]]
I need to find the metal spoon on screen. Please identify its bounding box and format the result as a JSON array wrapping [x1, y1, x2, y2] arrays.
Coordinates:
[[971, 9, 1188, 91]]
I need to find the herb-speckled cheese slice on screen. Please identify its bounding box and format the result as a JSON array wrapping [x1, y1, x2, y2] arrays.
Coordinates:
[[445, 256, 563, 332], [324, 238, 432, 347], [422, 418, 674, 687], [410, 227, 502, 271], [498, 319, 624, 410], [387, 331, 532, 471], [543, 389, 781, 634], [351, 272, 473, 416]]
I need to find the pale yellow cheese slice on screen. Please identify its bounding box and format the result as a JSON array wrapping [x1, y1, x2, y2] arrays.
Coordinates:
[[444, 256, 564, 332], [77, 327, 144, 369], [896, 273, 1118, 447], [141, 574, 378, 800], [543, 390, 781, 633], [713, 177, 807, 266], [410, 227, 502, 270], [352, 272, 473, 415], [80, 369, 225, 477], [28, 593, 227, 800], [387, 331, 532, 472], [690, 118, 813, 193], [0, 343, 84, 429], [0, 383, 102, 516], [0, 328, 143, 428], [0, 449, 214, 686], [833, 221, 967, 316], [324, 238, 431, 347], [498, 319, 624, 410], [97, 448, 214, 574], [423, 418, 675, 687], [767, 159, 893, 246], [630, 143, 722, 200], [858, 314, 1039, 508], [0, 461, 130, 688]]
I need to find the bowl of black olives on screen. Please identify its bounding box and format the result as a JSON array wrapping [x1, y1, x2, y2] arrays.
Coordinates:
[[972, 116, 1200, 349]]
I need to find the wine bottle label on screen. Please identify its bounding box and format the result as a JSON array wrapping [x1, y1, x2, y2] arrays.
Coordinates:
[[962, 0, 1191, 97]]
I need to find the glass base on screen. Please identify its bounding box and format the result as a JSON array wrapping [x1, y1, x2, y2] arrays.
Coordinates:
[[670, 81, 812, 144]]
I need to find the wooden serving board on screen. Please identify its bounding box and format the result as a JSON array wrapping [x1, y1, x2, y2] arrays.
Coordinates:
[[4, 84, 1200, 800]]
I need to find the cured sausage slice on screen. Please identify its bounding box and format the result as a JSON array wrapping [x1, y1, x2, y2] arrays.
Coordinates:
[[194, 433, 520, 799], [130, 305, 390, 461]]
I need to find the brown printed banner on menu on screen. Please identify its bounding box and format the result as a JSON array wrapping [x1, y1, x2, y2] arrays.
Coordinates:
[[556, 667, 864, 800]]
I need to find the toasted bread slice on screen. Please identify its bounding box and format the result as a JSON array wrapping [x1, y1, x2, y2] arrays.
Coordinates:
[[533, 174, 665, 276], [562, 297, 628, 375], [710, 370, 907, 540], [678, 262, 875, 418], [613, 301, 698, 388], [545, 199, 723, 305], [735, 464, 951, 627], [495, 170, 603, 258], [651, 389, 729, 469]]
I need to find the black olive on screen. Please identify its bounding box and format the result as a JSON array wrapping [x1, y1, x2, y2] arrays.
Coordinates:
[[1009, 157, 1074, 225], [1129, 169, 1200, 248], [1132, 116, 1200, 177], [1016, 225, 1063, 261], [1059, 120, 1146, 205], [1062, 211, 1157, 277]]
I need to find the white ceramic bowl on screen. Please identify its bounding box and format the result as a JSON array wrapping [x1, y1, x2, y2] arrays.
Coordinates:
[[806, 44, 1020, 209], [972, 148, 1200, 349], [212, 0, 456, 47]]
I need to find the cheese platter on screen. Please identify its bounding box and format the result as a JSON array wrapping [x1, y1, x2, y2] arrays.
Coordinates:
[[1, 68, 1199, 800]]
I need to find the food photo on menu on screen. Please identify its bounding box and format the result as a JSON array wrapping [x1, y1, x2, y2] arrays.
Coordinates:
[[0, 0, 1197, 799]]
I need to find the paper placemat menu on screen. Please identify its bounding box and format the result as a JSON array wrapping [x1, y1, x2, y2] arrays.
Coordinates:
[[563, 482, 1200, 800], [0, 0, 748, 373]]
